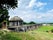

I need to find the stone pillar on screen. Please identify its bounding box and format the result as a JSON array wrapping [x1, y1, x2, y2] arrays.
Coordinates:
[[2, 22, 7, 29], [18, 21, 20, 26]]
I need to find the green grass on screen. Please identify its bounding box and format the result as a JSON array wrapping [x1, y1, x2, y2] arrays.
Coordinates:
[[36, 25, 53, 32], [0, 30, 35, 40], [29, 25, 53, 40], [1, 25, 53, 40], [26, 25, 53, 40]]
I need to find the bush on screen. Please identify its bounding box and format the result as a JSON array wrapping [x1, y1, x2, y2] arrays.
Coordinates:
[[51, 29, 53, 33], [46, 31, 49, 32]]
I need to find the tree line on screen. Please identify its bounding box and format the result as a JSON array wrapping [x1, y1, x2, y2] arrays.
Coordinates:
[[23, 21, 36, 25]]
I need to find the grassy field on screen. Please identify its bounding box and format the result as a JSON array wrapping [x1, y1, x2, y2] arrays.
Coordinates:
[[1, 25, 53, 40], [35, 25, 53, 32], [26, 25, 53, 40]]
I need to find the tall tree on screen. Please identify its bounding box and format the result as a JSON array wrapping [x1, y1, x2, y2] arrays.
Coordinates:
[[0, 0, 18, 23]]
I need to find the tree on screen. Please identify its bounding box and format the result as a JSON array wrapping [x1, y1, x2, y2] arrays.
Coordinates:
[[0, 0, 17, 9], [0, 0, 18, 22], [23, 22, 27, 25], [0, 0, 18, 27], [29, 21, 36, 24]]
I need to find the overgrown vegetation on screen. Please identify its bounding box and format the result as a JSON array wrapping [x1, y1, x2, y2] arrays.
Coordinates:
[[0, 25, 53, 40], [0, 30, 35, 40], [51, 29, 53, 33]]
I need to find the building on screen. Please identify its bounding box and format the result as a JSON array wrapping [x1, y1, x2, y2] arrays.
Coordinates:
[[8, 16, 23, 31], [0, 16, 42, 32], [42, 23, 50, 26]]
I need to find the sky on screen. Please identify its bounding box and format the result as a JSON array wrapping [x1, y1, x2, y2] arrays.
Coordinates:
[[9, 0, 53, 23]]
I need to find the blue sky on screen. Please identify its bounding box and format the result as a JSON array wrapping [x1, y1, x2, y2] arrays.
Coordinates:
[[8, 0, 53, 23]]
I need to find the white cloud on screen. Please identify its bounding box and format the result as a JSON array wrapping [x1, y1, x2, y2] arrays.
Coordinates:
[[47, 9, 53, 13], [18, 0, 21, 7], [35, 2, 47, 8], [27, 0, 47, 9], [9, 8, 53, 23], [9, 0, 53, 23], [27, 0, 36, 8], [37, 9, 53, 19]]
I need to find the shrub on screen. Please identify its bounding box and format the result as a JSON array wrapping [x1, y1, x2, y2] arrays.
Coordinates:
[[46, 31, 49, 32], [51, 29, 53, 33]]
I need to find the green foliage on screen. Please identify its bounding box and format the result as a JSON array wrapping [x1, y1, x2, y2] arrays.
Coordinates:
[[0, 23, 2, 28], [1, 34, 21, 40], [0, 0, 18, 27], [0, 0, 18, 22], [23, 22, 27, 25], [0, 30, 21, 40], [0, 30, 35, 40], [0, 9, 9, 23], [51, 29, 53, 33], [28, 21, 36, 24], [0, 0, 17, 9], [23, 21, 36, 25]]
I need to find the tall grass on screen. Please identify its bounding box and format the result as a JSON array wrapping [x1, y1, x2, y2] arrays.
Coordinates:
[[0, 25, 53, 40]]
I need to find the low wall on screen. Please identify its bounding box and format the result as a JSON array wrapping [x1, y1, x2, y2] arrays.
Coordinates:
[[18, 24, 42, 32]]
